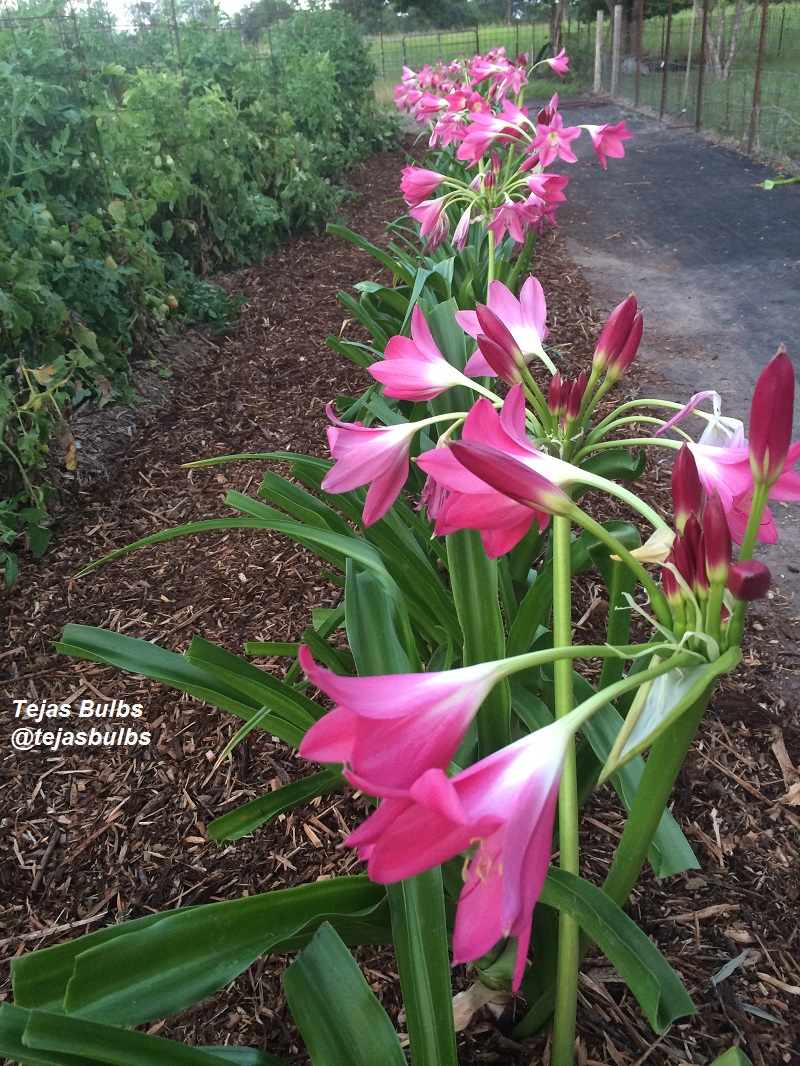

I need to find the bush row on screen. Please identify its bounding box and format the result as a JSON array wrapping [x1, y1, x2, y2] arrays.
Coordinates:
[[0, 8, 398, 584]]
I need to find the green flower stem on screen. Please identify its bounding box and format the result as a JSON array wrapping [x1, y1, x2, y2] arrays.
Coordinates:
[[569, 467, 668, 533], [550, 515, 580, 1066], [576, 366, 602, 427], [727, 480, 770, 646], [519, 363, 552, 428], [599, 685, 712, 911], [487, 230, 496, 292], [587, 398, 684, 444], [569, 506, 673, 629], [506, 227, 537, 292], [738, 480, 770, 563], [573, 435, 680, 462]]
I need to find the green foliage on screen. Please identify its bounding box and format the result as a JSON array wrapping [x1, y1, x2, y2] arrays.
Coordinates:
[[0, 7, 397, 582]]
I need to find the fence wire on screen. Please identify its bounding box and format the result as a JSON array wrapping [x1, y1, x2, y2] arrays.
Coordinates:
[[587, 2, 800, 168]]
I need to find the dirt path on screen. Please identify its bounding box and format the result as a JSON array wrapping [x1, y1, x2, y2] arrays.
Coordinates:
[[557, 98, 800, 603], [2, 137, 799, 1065]]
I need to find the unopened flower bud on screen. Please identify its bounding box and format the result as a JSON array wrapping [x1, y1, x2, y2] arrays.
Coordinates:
[[701, 491, 732, 584], [566, 371, 588, 421], [726, 560, 772, 602], [548, 373, 568, 418], [671, 445, 703, 534], [749, 345, 794, 488], [593, 295, 638, 375]]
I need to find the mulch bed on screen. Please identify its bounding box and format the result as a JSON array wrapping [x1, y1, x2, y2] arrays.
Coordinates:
[[2, 136, 800, 1066]]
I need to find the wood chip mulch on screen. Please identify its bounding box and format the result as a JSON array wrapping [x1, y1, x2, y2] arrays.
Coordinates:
[[2, 137, 799, 1066]]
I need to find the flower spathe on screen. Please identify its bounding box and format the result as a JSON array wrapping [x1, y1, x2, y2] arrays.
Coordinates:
[[346, 717, 576, 991], [298, 647, 509, 799]]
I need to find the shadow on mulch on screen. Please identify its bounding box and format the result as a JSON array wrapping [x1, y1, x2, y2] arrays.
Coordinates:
[[2, 138, 799, 1066]]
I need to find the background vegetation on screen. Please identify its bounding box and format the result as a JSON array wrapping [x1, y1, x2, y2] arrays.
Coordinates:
[[0, 1, 396, 584]]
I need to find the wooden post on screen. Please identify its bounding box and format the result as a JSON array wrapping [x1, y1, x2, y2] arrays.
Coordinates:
[[748, 0, 770, 151], [611, 5, 622, 99], [594, 9, 603, 94]]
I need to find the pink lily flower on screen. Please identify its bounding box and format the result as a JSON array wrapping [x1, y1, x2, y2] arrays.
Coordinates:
[[321, 404, 418, 526], [546, 48, 570, 76], [581, 121, 633, 169], [530, 112, 581, 168], [416, 389, 576, 554], [486, 201, 538, 246], [413, 90, 449, 121], [525, 172, 570, 204], [457, 277, 549, 377], [347, 717, 576, 991], [452, 204, 473, 252], [369, 305, 475, 401], [400, 166, 446, 207], [298, 646, 509, 799], [410, 197, 450, 252], [657, 383, 800, 543], [456, 100, 530, 165], [430, 111, 469, 148]]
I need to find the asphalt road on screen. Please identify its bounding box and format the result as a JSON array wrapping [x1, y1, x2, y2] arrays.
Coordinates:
[[555, 99, 800, 594]]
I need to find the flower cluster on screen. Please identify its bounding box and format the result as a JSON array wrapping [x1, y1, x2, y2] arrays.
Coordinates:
[[297, 48, 798, 1013], [299, 646, 577, 991], [396, 49, 632, 252]]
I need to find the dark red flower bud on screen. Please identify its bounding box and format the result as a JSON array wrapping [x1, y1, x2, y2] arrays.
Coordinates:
[[547, 373, 568, 418], [749, 345, 794, 487], [701, 491, 732, 583], [566, 371, 588, 421], [608, 312, 643, 379], [593, 295, 638, 375], [672, 445, 703, 534], [726, 560, 771, 602]]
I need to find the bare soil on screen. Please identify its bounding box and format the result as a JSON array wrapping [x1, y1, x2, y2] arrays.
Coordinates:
[[2, 138, 799, 1066]]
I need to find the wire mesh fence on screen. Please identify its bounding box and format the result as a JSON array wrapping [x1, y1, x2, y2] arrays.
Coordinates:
[[590, 2, 800, 168]]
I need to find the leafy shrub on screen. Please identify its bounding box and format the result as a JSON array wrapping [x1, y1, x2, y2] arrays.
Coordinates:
[[0, 7, 399, 583]]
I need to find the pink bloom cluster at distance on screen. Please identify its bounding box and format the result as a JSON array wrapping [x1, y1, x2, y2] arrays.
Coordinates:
[[396, 50, 633, 252]]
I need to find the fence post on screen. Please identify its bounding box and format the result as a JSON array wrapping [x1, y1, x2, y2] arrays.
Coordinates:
[[682, 0, 698, 108], [659, 0, 674, 118], [610, 4, 622, 99], [594, 10, 603, 94], [635, 0, 644, 106], [401, 36, 406, 69], [695, 0, 710, 132], [747, 0, 770, 151]]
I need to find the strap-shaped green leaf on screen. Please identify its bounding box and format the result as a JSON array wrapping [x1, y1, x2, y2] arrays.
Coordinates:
[[326, 223, 414, 285], [12, 879, 389, 1025], [387, 872, 458, 1066], [56, 625, 262, 724], [283, 923, 406, 1066], [446, 529, 510, 757], [538, 868, 695, 1034], [708, 1051, 753, 1066], [1, 1004, 285, 1066], [184, 636, 321, 727], [207, 770, 343, 843]]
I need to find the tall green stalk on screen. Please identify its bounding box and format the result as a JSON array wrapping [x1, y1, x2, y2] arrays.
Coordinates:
[[550, 515, 579, 1066]]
